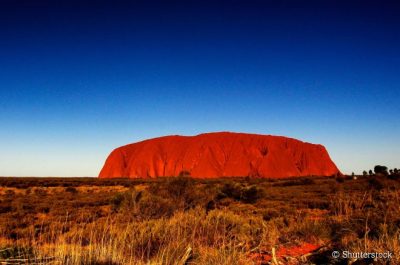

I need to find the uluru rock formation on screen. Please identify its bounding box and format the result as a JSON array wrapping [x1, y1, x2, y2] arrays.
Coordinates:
[[99, 132, 340, 178]]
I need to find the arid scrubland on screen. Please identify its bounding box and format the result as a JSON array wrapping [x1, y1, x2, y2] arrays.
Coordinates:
[[0, 176, 399, 264]]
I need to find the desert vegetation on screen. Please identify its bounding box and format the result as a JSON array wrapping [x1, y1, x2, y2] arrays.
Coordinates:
[[0, 175, 399, 264]]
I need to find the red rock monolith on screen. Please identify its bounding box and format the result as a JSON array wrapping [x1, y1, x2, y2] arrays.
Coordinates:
[[99, 132, 340, 178]]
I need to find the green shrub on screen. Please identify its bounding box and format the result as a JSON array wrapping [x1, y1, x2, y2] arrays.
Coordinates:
[[217, 183, 264, 203], [110, 189, 142, 212], [137, 193, 175, 219], [65, 186, 78, 194], [335, 176, 345, 183], [368, 177, 384, 190], [262, 209, 281, 221], [150, 176, 206, 210], [272, 178, 316, 187]]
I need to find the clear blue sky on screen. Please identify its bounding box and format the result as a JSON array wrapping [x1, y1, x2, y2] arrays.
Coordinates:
[[0, 0, 399, 176]]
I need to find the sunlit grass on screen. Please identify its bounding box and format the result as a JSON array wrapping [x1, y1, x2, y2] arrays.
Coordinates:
[[0, 176, 399, 264]]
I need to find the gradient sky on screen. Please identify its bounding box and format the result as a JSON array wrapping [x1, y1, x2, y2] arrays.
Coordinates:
[[1, 0, 399, 176]]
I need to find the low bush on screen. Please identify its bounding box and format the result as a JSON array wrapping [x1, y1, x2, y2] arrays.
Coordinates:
[[272, 178, 316, 187], [65, 186, 78, 194], [217, 182, 264, 203], [368, 177, 384, 190]]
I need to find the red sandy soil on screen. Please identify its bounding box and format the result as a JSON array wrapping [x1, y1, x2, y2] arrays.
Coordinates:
[[99, 132, 340, 178], [250, 243, 321, 264]]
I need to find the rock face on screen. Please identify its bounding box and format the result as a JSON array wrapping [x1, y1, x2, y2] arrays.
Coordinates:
[[99, 132, 340, 178]]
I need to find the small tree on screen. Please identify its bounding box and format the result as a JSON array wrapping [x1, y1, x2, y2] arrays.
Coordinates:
[[369, 169, 373, 176], [374, 165, 388, 176], [362, 170, 367, 177], [394, 168, 398, 174]]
